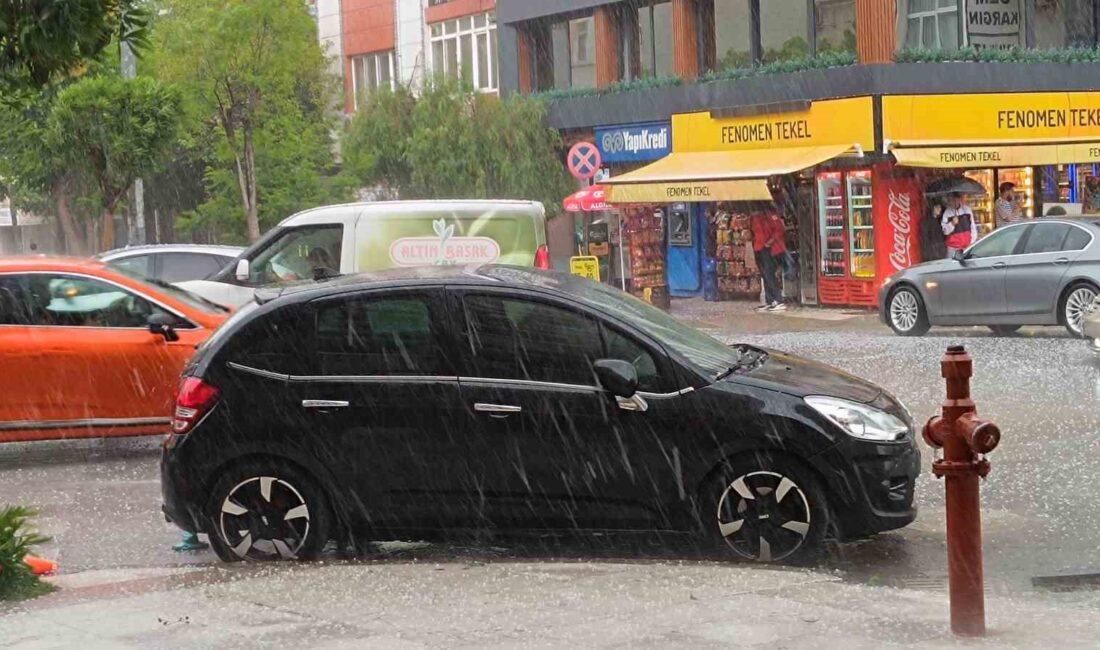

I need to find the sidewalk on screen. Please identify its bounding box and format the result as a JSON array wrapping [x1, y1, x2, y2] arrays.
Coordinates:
[[670, 297, 882, 336], [5, 560, 1099, 648]]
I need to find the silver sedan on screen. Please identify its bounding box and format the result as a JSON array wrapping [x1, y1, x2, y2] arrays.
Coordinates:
[[879, 218, 1100, 337]]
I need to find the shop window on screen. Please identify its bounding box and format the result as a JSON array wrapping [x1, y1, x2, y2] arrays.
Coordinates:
[[351, 51, 394, 109], [638, 1, 675, 78], [1031, 0, 1096, 49], [761, 0, 811, 63], [815, 0, 856, 54], [429, 12, 498, 92], [713, 0, 753, 70], [569, 16, 597, 88], [900, 0, 961, 51]]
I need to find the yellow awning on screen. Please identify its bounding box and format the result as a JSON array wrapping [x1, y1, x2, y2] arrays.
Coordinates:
[[892, 140, 1100, 168], [603, 144, 853, 203]]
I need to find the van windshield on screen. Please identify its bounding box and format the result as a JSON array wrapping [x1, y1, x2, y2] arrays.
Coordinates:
[[246, 225, 343, 285]]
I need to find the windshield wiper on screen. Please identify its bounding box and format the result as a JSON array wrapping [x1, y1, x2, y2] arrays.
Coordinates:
[[715, 345, 768, 380]]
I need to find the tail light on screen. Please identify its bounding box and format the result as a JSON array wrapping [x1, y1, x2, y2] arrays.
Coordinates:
[[173, 377, 220, 434], [534, 244, 552, 270]]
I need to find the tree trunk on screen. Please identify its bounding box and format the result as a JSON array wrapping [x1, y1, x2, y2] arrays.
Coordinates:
[[100, 206, 116, 252], [53, 180, 85, 255], [235, 125, 261, 242]]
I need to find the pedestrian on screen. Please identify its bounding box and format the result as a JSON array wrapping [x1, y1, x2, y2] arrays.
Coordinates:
[[766, 213, 788, 312], [750, 212, 782, 311], [940, 193, 978, 259], [995, 182, 1024, 226]]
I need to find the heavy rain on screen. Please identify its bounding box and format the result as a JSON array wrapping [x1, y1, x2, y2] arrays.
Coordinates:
[[4, 0, 1100, 647]]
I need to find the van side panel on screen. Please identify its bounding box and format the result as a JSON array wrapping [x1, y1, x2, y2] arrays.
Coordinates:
[[355, 208, 544, 271]]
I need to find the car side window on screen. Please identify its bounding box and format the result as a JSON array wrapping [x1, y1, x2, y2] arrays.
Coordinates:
[[159, 253, 223, 283], [1063, 226, 1092, 251], [968, 226, 1027, 259], [462, 294, 602, 386], [0, 276, 31, 325], [601, 324, 667, 393], [111, 255, 152, 278], [20, 274, 174, 328], [315, 292, 449, 376], [227, 306, 312, 375], [1021, 223, 1071, 255], [248, 226, 343, 286]]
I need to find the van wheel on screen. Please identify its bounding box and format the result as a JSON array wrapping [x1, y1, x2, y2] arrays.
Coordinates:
[[206, 461, 331, 563], [887, 286, 930, 337], [699, 452, 830, 565]]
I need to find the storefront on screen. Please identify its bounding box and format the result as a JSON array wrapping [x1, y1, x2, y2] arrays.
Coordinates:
[[604, 97, 879, 306]]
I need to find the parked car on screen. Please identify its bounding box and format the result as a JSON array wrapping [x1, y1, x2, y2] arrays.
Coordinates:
[[161, 265, 919, 565], [98, 244, 244, 284], [880, 218, 1100, 337], [175, 200, 550, 308], [0, 256, 230, 442]]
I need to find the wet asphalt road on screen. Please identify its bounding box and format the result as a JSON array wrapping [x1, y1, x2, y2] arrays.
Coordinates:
[[2, 318, 1099, 597]]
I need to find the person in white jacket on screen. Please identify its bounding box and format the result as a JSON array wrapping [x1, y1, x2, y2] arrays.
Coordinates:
[[940, 193, 979, 258]]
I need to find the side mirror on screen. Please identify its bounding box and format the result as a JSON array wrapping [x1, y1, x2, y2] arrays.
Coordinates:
[[235, 258, 250, 282], [594, 359, 638, 397], [148, 312, 180, 342]]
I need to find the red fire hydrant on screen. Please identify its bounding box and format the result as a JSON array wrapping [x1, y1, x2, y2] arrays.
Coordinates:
[[922, 345, 1001, 637]]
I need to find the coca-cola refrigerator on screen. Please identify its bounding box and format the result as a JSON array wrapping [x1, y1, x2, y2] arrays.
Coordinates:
[[815, 165, 922, 307]]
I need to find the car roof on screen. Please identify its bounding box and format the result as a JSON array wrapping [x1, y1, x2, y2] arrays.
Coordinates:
[[98, 244, 244, 259], [255, 265, 587, 305], [0, 255, 113, 273], [278, 200, 545, 228]]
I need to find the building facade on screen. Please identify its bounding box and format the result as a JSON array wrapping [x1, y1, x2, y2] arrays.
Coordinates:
[[494, 0, 1100, 307]]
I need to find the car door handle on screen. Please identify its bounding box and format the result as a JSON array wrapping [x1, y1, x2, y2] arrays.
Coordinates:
[[301, 399, 349, 409], [992, 262, 1007, 269], [1053, 257, 1070, 265], [474, 403, 522, 418]]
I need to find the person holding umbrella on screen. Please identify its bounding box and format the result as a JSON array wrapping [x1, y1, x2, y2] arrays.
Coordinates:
[[940, 192, 979, 259]]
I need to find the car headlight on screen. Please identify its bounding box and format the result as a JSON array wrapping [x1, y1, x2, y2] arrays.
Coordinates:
[[805, 396, 909, 442]]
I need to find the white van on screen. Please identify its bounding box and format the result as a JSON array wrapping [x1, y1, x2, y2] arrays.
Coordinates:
[[177, 200, 549, 307]]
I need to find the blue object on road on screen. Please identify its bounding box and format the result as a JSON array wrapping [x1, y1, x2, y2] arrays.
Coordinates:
[[173, 532, 208, 552]]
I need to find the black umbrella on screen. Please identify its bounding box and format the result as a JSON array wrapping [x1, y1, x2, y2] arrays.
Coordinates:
[[924, 176, 988, 198]]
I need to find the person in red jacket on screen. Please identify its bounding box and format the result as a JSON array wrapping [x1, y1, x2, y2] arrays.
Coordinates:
[[766, 213, 788, 311], [751, 213, 783, 311]]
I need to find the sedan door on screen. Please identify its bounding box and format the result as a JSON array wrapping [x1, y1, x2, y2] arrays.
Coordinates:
[[1004, 222, 1089, 319], [452, 289, 682, 530], [933, 225, 1028, 320], [294, 288, 472, 531]]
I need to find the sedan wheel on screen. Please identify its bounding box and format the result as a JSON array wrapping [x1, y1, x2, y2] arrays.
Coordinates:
[[703, 455, 829, 565], [207, 462, 330, 562], [887, 287, 930, 337], [1063, 284, 1098, 338]]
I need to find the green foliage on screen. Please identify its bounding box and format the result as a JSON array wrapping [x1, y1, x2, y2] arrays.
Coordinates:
[[0, 0, 150, 88], [895, 46, 1100, 64], [0, 506, 53, 601], [701, 51, 857, 82], [344, 78, 572, 215]]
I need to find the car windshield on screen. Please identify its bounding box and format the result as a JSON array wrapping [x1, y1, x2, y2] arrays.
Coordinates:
[[111, 267, 230, 314]]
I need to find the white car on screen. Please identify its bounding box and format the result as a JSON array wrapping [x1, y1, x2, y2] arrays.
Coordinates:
[[97, 244, 244, 285]]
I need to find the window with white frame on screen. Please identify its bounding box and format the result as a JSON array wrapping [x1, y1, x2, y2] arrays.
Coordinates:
[[351, 51, 395, 109], [429, 12, 498, 91], [903, 0, 960, 51]]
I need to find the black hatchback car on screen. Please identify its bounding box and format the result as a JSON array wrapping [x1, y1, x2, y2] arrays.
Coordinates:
[[162, 266, 919, 564]]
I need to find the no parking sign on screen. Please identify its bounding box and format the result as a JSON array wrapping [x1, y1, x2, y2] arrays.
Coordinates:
[[567, 142, 601, 180]]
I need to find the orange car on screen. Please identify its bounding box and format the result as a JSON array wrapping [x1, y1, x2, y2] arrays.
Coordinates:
[[0, 256, 230, 442]]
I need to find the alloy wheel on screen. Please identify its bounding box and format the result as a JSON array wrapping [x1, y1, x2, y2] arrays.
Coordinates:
[[715, 471, 812, 563], [1065, 286, 1097, 336], [218, 476, 311, 560], [890, 290, 919, 332]]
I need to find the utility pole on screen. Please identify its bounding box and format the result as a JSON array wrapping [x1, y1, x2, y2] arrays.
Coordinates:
[[121, 41, 147, 245]]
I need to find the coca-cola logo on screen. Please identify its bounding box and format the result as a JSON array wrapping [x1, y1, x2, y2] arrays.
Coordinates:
[[887, 189, 913, 271]]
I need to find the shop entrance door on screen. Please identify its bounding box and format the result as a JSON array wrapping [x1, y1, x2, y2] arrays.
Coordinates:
[[666, 203, 702, 296]]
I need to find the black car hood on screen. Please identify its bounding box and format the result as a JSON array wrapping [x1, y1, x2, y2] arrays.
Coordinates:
[[728, 348, 883, 403]]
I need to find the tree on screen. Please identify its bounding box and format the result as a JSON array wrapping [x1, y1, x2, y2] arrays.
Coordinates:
[[46, 75, 183, 250], [155, 0, 336, 242], [0, 0, 149, 88], [343, 79, 573, 213]]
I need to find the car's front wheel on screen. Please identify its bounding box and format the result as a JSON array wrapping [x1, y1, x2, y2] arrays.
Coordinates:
[[887, 286, 930, 337], [206, 460, 332, 563], [1061, 283, 1098, 338], [701, 453, 830, 564]]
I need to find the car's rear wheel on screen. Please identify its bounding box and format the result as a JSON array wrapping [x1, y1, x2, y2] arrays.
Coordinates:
[[1060, 282, 1098, 338], [887, 286, 930, 337], [700, 453, 830, 565], [206, 460, 331, 563], [988, 325, 1021, 336]]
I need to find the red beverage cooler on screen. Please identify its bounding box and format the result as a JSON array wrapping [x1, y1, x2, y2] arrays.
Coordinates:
[[816, 165, 922, 307]]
